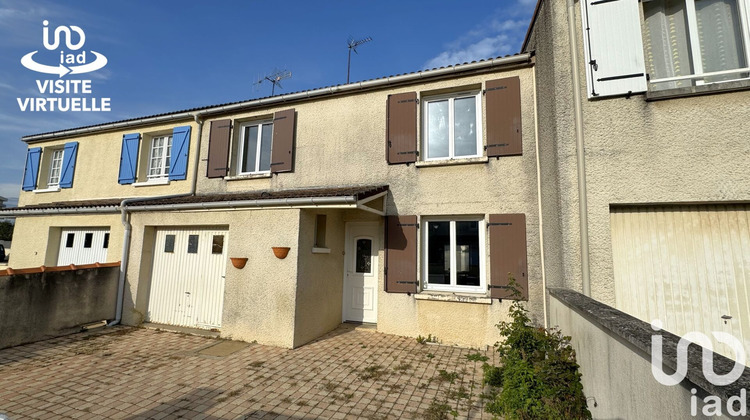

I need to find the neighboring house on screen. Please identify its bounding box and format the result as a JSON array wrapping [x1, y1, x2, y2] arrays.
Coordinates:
[[524, 0, 750, 358], [0, 196, 6, 208], [0, 56, 540, 348]]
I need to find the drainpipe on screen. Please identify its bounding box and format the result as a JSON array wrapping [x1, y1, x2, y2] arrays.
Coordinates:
[[107, 113, 205, 326], [567, 0, 592, 296], [532, 68, 549, 328]]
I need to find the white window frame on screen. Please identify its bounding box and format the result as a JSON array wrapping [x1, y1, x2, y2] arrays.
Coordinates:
[[646, 0, 750, 88], [147, 135, 172, 179], [422, 216, 486, 294], [422, 91, 483, 161], [47, 149, 64, 187], [237, 120, 273, 175]]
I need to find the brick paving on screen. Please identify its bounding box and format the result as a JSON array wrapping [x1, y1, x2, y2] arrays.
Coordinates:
[[0, 324, 498, 419]]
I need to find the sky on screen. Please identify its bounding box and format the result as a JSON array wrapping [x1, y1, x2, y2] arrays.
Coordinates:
[[0, 0, 535, 207]]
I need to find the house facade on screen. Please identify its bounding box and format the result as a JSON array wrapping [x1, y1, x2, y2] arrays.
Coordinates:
[[524, 0, 750, 358], [2, 55, 541, 348]]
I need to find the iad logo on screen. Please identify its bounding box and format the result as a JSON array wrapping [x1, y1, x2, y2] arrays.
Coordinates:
[[20, 20, 107, 78], [651, 320, 748, 416]]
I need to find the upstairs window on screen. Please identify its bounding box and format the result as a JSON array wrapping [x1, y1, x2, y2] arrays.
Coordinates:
[[422, 92, 483, 160], [237, 121, 273, 175], [47, 149, 64, 187], [147, 135, 172, 179], [643, 0, 750, 90]]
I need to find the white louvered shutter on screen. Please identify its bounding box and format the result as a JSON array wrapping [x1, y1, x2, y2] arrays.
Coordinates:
[[581, 0, 648, 98]]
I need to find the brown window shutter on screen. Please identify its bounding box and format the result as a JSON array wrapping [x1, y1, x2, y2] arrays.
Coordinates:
[[486, 77, 522, 157], [271, 108, 296, 173], [385, 215, 418, 294], [386, 92, 418, 164], [488, 214, 528, 300], [206, 119, 232, 178]]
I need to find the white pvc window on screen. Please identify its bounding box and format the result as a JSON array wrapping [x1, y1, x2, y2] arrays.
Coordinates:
[[148, 135, 172, 178], [644, 0, 750, 90], [238, 121, 273, 174], [422, 92, 482, 160], [422, 218, 486, 293], [47, 149, 64, 187]]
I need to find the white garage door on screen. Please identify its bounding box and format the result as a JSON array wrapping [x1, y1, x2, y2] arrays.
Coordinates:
[[611, 205, 750, 359], [147, 228, 228, 329], [57, 228, 110, 266]]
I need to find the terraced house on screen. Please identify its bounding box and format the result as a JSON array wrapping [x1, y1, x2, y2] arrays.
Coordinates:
[[1, 54, 540, 349]]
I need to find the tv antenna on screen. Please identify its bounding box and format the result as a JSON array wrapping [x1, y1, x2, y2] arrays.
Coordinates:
[[253, 68, 292, 96], [347, 36, 372, 83]]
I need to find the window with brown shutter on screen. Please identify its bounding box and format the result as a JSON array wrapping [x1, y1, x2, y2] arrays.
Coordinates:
[[386, 92, 418, 164], [206, 119, 232, 178], [385, 215, 418, 294], [270, 108, 296, 173], [485, 77, 522, 157], [488, 213, 528, 300]]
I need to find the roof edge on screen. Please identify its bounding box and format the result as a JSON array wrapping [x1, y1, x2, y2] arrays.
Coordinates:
[[22, 54, 532, 143], [521, 0, 544, 53]]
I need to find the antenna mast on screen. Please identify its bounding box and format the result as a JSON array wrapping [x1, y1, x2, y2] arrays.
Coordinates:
[[347, 36, 372, 84], [253, 68, 292, 96]]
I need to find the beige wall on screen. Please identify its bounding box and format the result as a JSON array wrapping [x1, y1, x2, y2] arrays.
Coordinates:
[[18, 120, 199, 207], [9, 214, 123, 269], [526, 0, 750, 306]]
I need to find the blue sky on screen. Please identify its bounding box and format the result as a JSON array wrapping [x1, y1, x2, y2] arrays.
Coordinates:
[[0, 0, 535, 206]]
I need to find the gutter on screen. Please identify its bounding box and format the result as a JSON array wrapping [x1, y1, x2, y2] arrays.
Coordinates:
[[0, 206, 119, 217], [567, 0, 592, 296], [125, 195, 359, 213], [22, 54, 533, 143]]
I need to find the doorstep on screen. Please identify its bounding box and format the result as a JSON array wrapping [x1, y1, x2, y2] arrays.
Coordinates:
[[141, 322, 221, 339]]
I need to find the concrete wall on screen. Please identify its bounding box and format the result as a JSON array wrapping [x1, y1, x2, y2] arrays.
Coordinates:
[[0, 266, 118, 349], [123, 209, 301, 348], [526, 0, 750, 306], [9, 214, 123, 269]]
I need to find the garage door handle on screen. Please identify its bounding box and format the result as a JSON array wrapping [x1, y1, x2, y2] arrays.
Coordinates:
[[722, 315, 732, 324]]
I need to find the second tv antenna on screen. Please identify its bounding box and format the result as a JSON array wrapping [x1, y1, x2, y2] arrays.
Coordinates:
[[347, 36, 372, 84], [254, 69, 292, 96]]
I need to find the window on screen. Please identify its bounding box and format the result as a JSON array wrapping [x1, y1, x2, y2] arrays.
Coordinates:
[[103, 233, 110, 249], [164, 235, 175, 253], [356, 238, 373, 273], [83, 233, 93, 248], [187, 235, 199, 253], [212, 235, 224, 254], [47, 149, 64, 187], [422, 92, 482, 160], [237, 121, 273, 174], [65, 233, 75, 248], [643, 0, 750, 90], [314, 214, 327, 248], [423, 218, 485, 293], [147, 135, 172, 179]]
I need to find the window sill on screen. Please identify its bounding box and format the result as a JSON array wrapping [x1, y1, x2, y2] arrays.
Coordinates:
[[415, 156, 489, 168], [225, 173, 272, 181], [415, 292, 492, 305], [33, 186, 61, 194], [312, 247, 331, 254], [646, 79, 750, 101], [133, 178, 170, 187]]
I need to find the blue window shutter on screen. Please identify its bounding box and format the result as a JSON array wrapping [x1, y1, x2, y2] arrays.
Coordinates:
[[22, 148, 42, 191], [59, 142, 79, 188], [169, 125, 191, 181], [118, 133, 140, 185]]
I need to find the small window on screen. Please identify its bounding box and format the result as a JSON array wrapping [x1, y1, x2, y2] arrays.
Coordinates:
[[47, 149, 64, 187], [148, 135, 173, 179], [314, 214, 327, 248], [356, 238, 372, 274], [423, 218, 485, 293], [84, 233, 93, 248], [212, 235, 224, 254], [187, 235, 199, 254], [423, 92, 482, 160], [65, 233, 75, 248], [237, 121, 273, 174], [103, 233, 110, 249], [164, 235, 176, 253]]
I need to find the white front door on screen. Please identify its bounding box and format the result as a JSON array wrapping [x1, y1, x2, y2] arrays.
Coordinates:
[[343, 222, 379, 323]]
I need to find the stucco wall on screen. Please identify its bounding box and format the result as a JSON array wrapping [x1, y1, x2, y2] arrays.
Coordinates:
[[9, 214, 122, 269], [527, 0, 750, 306], [0, 266, 118, 349], [122, 209, 301, 348], [18, 120, 199, 207]]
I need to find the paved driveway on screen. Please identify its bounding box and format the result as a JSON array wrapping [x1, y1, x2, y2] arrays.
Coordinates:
[[0, 324, 497, 419]]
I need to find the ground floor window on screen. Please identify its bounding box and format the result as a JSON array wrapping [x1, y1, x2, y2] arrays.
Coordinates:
[[423, 217, 485, 293]]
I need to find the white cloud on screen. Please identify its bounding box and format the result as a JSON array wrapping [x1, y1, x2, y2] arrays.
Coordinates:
[[425, 34, 513, 69]]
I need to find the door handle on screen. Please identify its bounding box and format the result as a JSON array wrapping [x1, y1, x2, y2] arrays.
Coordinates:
[[722, 315, 732, 324]]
